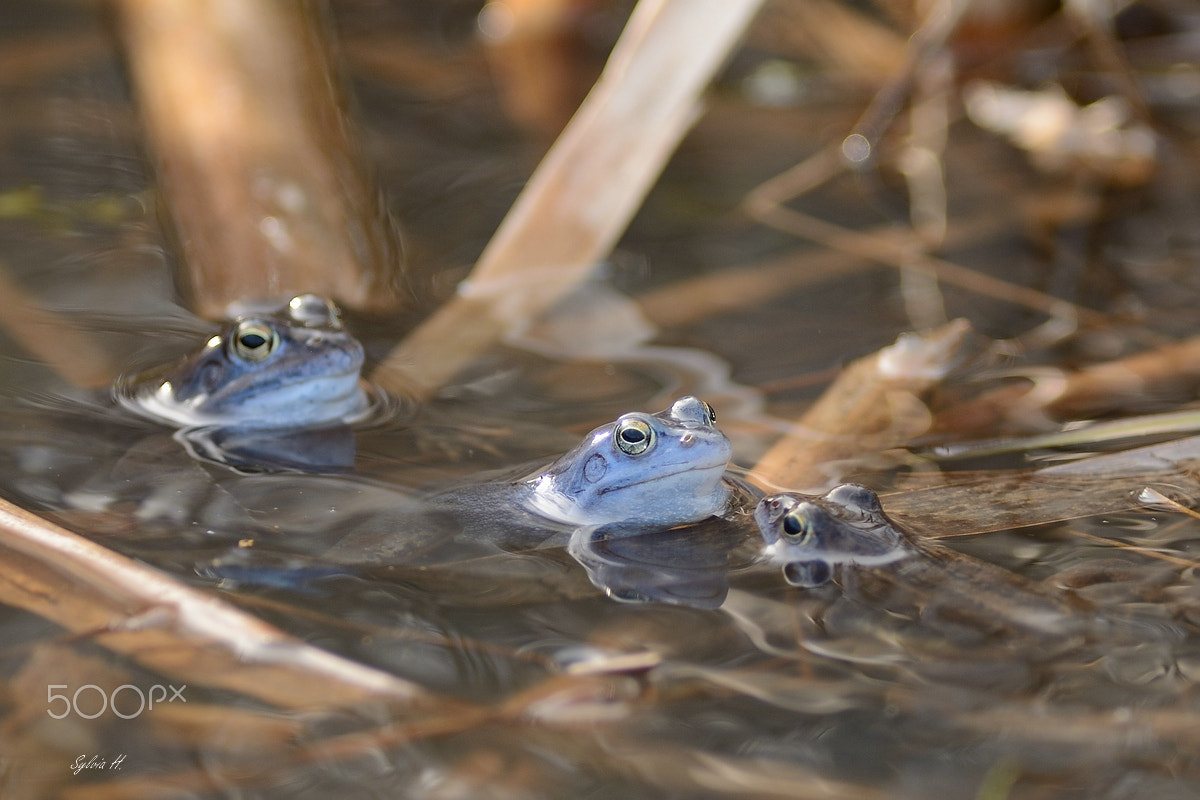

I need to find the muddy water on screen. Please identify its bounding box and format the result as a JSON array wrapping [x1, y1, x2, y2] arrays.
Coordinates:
[[1, 2, 1199, 798]]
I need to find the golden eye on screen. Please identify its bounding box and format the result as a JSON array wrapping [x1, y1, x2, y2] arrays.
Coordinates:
[[782, 510, 813, 544], [702, 401, 717, 425], [231, 321, 280, 362], [614, 418, 655, 455]]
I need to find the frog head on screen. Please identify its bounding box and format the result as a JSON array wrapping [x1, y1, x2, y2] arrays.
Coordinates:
[[755, 484, 911, 586], [127, 294, 367, 429], [526, 396, 732, 528]]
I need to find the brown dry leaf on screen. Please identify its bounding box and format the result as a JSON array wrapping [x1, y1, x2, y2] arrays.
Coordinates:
[[944, 336, 1200, 434], [964, 81, 1156, 185], [752, 319, 974, 491]]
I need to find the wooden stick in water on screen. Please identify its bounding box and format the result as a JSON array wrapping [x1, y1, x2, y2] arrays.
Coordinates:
[[374, 0, 764, 399], [115, 0, 407, 318], [0, 496, 435, 712]]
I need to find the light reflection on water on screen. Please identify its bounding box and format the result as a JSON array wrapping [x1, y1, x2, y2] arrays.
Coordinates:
[[2, 3, 1200, 799]]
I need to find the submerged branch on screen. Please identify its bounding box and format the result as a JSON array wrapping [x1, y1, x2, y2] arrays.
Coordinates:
[[883, 432, 1200, 540], [0, 497, 432, 711]]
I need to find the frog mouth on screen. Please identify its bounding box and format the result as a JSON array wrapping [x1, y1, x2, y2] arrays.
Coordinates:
[[122, 368, 368, 428], [600, 456, 730, 494]]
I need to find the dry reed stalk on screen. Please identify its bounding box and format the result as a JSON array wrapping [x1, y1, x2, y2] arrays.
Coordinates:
[[374, 0, 764, 399], [115, 0, 407, 319], [741, 2, 1104, 329], [479, 0, 597, 136], [0, 496, 434, 711], [741, 145, 1106, 333], [952, 702, 1200, 750]]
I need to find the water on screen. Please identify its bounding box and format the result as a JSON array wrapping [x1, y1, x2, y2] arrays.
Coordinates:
[[2, 1, 1200, 798]]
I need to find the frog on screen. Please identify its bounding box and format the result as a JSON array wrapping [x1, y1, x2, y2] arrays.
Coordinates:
[[113, 294, 374, 471], [120, 294, 369, 431], [328, 396, 734, 564], [755, 483, 912, 588], [753, 484, 1106, 639]]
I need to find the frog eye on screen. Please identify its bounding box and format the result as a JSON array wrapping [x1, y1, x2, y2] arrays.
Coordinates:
[[824, 483, 881, 517], [288, 294, 342, 329], [231, 321, 280, 362], [701, 401, 717, 426], [614, 418, 655, 456], [781, 509, 814, 544]]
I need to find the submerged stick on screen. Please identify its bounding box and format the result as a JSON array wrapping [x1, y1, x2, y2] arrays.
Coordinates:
[[116, 0, 407, 318], [883, 432, 1200, 540], [375, 0, 764, 398], [0, 497, 431, 711]]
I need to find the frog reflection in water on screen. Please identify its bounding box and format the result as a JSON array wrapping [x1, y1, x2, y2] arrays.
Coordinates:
[[754, 484, 1111, 639], [120, 294, 370, 470], [330, 396, 733, 563]]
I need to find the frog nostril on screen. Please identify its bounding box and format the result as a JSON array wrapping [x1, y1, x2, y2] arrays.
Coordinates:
[[680, 433, 695, 447]]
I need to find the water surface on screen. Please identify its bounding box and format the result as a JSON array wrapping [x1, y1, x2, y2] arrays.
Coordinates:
[[2, 2, 1200, 798]]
